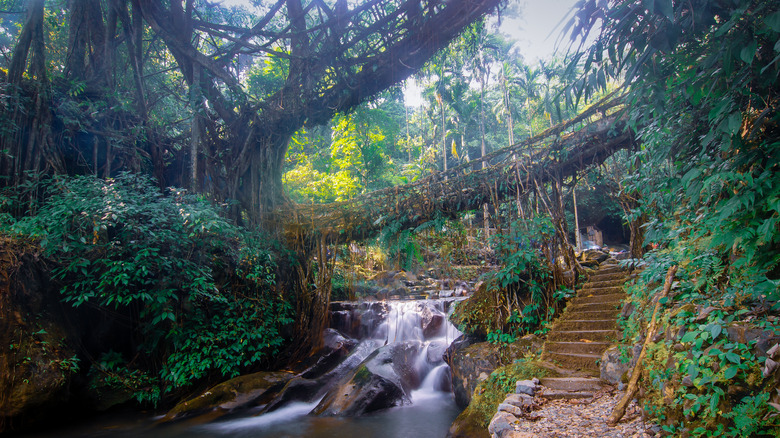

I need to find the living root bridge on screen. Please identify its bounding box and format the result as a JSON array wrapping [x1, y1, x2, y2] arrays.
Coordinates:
[[267, 94, 637, 244]]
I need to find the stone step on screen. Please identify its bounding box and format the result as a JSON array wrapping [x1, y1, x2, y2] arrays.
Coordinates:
[[554, 319, 617, 331], [594, 265, 624, 273], [559, 309, 619, 320], [571, 293, 625, 305], [547, 329, 619, 343], [566, 301, 621, 313], [539, 389, 595, 400], [544, 341, 612, 355], [581, 279, 626, 289], [540, 377, 604, 392], [577, 286, 625, 297], [587, 272, 629, 282], [543, 351, 601, 371]]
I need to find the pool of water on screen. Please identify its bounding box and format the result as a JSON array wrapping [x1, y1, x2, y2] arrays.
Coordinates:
[[24, 390, 460, 438]]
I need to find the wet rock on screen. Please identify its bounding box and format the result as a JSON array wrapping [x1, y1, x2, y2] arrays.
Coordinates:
[[298, 329, 358, 379], [426, 341, 447, 364], [439, 289, 455, 298], [161, 371, 295, 422], [445, 335, 543, 409], [448, 408, 491, 438], [421, 305, 445, 338], [312, 341, 422, 416], [454, 281, 471, 296]]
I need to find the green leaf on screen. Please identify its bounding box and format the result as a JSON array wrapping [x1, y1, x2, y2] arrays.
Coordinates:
[[766, 11, 780, 32], [708, 324, 722, 340], [724, 366, 738, 379], [740, 40, 758, 64], [725, 351, 741, 364], [681, 331, 698, 343]]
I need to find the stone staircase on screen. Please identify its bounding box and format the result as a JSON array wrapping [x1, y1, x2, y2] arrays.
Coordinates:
[[538, 258, 631, 398]]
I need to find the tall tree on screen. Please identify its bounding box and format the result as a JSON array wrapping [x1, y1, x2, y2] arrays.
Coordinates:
[[137, 0, 502, 223]]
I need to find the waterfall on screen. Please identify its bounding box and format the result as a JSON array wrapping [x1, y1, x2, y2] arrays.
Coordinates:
[[330, 298, 463, 402]]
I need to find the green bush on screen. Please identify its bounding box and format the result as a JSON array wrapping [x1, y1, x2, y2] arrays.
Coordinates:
[[3, 173, 293, 402]]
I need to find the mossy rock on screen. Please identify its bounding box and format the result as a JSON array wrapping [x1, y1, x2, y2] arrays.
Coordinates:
[[161, 371, 295, 422], [447, 407, 490, 438], [448, 360, 553, 437]]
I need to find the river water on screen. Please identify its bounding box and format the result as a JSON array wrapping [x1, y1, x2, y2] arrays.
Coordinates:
[[22, 299, 464, 438]]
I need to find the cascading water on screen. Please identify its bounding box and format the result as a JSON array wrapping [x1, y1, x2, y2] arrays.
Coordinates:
[[37, 298, 466, 438], [201, 297, 466, 437]]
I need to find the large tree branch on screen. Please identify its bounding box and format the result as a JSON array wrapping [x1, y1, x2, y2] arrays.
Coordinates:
[[271, 109, 637, 244]]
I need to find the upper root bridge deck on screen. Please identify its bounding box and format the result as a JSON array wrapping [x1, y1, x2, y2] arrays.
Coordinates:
[[267, 93, 636, 243]]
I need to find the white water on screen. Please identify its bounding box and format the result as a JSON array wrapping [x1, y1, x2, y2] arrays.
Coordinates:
[[39, 299, 466, 438], [201, 397, 324, 432]]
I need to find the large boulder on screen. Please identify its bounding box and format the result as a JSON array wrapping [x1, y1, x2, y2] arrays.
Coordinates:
[[0, 238, 80, 432], [447, 408, 490, 438], [444, 335, 543, 408], [600, 345, 640, 387], [420, 304, 446, 338], [311, 340, 422, 416], [160, 371, 295, 422]]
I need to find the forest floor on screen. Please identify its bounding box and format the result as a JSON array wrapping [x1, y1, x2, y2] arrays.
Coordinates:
[[507, 387, 656, 437]]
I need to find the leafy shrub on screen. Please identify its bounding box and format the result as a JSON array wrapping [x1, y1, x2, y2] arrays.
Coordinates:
[[3, 173, 293, 400], [452, 216, 557, 338]]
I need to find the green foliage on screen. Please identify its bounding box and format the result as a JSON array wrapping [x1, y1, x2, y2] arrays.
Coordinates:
[[462, 359, 551, 428], [3, 173, 293, 395], [89, 351, 161, 407], [567, 0, 780, 433], [452, 216, 558, 338], [164, 297, 292, 388]]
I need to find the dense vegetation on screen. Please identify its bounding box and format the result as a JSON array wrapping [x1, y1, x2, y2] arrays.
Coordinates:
[[1, 0, 779, 435], [565, 0, 780, 434]]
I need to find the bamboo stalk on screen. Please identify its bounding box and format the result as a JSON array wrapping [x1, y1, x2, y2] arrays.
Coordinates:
[[608, 264, 678, 425]]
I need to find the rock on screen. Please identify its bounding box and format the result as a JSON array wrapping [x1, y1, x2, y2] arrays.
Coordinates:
[[161, 371, 295, 422], [421, 306, 445, 338], [600, 345, 639, 386], [444, 336, 500, 408], [498, 402, 524, 417], [514, 379, 538, 396], [726, 324, 780, 357], [620, 301, 636, 320], [297, 329, 358, 379], [439, 289, 455, 298], [312, 341, 422, 416], [581, 249, 609, 264], [445, 335, 544, 409], [454, 281, 471, 296], [424, 341, 446, 365], [503, 393, 537, 411], [448, 408, 491, 438], [0, 239, 81, 431], [488, 410, 519, 438]]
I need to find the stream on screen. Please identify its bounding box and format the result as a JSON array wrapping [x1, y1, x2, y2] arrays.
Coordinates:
[[24, 298, 465, 438]]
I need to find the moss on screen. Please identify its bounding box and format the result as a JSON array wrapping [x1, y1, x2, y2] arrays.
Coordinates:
[[353, 364, 371, 385], [450, 282, 501, 338], [457, 360, 552, 430]]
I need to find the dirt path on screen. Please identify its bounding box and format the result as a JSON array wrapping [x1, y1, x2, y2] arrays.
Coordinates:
[[505, 388, 655, 437]]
